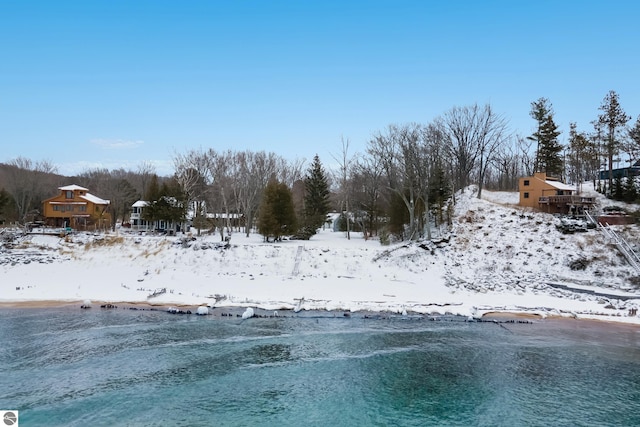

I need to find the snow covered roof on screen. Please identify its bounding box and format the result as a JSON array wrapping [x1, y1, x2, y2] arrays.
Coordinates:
[[132, 200, 149, 208], [59, 184, 89, 192], [81, 193, 110, 205], [544, 180, 575, 191]]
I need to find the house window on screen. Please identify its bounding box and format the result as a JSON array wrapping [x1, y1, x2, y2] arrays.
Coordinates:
[[524, 192, 530, 199], [523, 180, 530, 186], [65, 204, 74, 212], [65, 191, 74, 199], [79, 205, 87, 212], [53, 205, 60, 211]]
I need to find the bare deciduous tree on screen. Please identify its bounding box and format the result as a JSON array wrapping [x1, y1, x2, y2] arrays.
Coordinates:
[[331, 136, 354, 239], [6, 157, 58, 222], [441, 104, 508, 198]]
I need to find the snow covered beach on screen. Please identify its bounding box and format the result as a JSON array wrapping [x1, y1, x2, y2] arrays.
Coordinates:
[[2, 185, 640, 325]]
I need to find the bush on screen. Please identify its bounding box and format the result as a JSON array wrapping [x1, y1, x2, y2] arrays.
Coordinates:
[[292, 225, 316, 240], [379, 227, 391, 246]]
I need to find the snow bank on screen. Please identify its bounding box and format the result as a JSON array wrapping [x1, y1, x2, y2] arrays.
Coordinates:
[[2, 182, 640, 325]]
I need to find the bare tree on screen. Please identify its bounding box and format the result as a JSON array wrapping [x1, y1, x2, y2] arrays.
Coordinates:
[[234, 151, 282, 236], [5, 157, 58, 222], [135, 160, 156, 198], [516, 135, 536, 177], [351, 154, 384, 239], [367, 123, 422, 240], [331, 136, 354, 239], [173, 148, 212, 235], [492, 138, 520, 191], [441, 104, 508, 198], [77, 167, 138, 230]]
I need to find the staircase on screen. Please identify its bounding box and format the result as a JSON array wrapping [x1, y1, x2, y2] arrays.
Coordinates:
[[586, 212, 640, 273]]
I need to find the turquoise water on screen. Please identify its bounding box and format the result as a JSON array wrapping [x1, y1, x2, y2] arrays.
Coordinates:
[[1, 308, 640, 426]]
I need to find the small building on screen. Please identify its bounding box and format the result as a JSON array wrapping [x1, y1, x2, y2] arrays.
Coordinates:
[[42, 184, 111, 230], [518, 172, 595, 214], [129, 199, 185, 233]]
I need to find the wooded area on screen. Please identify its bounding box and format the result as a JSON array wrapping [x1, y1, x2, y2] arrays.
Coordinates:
[[2, 93, 639, 242]]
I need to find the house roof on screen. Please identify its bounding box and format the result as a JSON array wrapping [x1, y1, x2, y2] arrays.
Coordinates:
[[544, 180, 575, 191], [81, 193, 110, 205], [132, 200, 149, 208], [59, 184, 89, 191]]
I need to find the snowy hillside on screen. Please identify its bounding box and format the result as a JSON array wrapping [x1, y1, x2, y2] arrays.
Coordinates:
[[2, 183, 640, 324]]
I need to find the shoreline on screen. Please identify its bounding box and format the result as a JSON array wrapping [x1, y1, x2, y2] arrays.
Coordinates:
[[2, 299, 639, 329]]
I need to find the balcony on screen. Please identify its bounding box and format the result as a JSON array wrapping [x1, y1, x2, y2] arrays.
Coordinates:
[[539, 195, 596, 205]]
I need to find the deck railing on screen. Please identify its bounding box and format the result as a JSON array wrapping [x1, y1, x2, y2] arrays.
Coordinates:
[[539, 195, 596, 205]]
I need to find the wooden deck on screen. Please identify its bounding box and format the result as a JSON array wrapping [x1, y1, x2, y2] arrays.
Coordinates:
[[538, 195, 596, 205]]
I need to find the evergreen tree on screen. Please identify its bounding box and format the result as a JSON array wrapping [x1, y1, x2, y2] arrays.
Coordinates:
[[302, 154, 330, 232], [613, 175, 624, 201], [143, 178, 187, 230], [144, 174, 161, 201], [623, 176, 637, 203], [528, 97, 563, 177], [0, 188, 10, 219], [427, 161, 451, 227], [598, 90, 631, 190], [628, 115, 640, 162], [258, 179, 297, 241], [387, 191, 410, 239], [568, 123, 590, 188]]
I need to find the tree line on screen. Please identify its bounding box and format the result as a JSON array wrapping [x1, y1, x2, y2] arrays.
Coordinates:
[[1, 91, 639, 242]]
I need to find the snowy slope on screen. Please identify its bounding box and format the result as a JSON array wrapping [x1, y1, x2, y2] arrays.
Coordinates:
[[2, 182, 640, 324]]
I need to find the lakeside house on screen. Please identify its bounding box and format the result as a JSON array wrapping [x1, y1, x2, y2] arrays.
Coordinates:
[[129, 199, 184, 233], [518, 172, 595, 215], [129, 200, 152, 231], [598, 160, 640, 181], [42, 184, 111, 230]]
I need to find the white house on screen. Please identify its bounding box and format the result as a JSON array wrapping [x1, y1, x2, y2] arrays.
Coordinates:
[[129, 199, 185, 233], [130, 201, 152, 231]]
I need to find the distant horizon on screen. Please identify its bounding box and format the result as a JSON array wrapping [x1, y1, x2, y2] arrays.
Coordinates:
[[2, 1, 639, 177]]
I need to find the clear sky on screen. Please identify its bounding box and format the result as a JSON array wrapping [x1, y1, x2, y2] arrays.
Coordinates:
[[1, 0, 639, 176]]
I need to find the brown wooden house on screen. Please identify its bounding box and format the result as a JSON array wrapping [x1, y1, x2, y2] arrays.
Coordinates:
[[518, 172, 595, 214], [42, 184, 111, 230]]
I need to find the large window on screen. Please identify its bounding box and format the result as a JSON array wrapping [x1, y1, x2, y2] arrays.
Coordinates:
[[65, 191, 74, 199]]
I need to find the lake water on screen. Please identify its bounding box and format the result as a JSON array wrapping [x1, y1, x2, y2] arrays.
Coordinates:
[[1, 307, 640, 426]]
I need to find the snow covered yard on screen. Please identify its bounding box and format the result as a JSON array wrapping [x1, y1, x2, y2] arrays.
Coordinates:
[[2, 183, 640, 324]]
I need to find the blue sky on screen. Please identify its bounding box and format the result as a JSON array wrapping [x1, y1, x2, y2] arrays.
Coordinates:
[[1, 0, 639, 176]]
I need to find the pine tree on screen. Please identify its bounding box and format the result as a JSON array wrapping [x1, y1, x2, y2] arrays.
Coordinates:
[[302, 154, 330, 233], [628, 115, 640, 162], [427, 161, 451, 227], [528, 98, 563, 177], [623, 176, 637, 203], [0, 188, 10, 219], [598, 90, 631, 190], [143, 178, 187, 229], [144, 174, 161, 201], [258, 179, 297, 241], [613, 175, 624, 201]]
